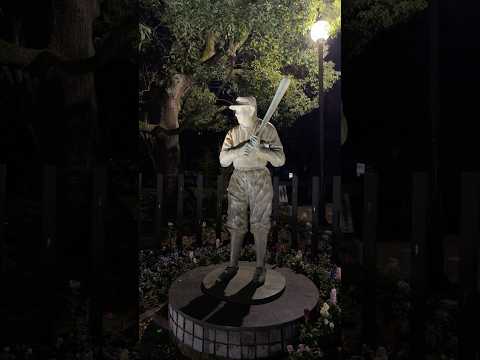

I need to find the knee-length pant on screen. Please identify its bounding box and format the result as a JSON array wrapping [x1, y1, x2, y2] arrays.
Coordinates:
[[226, 168, 273, 234]]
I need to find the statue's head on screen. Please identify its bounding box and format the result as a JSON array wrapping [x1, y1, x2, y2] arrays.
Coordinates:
[[229, 96, 257, 128]]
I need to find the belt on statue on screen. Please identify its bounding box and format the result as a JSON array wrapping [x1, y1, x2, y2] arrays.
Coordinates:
[[234, 167, 268, 172]]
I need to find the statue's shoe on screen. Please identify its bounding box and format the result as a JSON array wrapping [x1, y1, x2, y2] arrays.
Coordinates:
[[252, 267, 266, 286], [217, 266, 239, 283]]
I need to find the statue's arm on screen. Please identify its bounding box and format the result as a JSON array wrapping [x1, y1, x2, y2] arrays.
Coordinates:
[[256, 126, 285, 167], [219, 129, 241, 167]]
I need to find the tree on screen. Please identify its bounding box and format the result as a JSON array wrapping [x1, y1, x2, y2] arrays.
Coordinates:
[[342, 0, 428, 60], [139, 0, 341, 176], [0, 0, 137, 166]]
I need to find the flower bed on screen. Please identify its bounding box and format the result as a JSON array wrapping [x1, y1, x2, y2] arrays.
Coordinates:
[[138, 226, 342, 359]]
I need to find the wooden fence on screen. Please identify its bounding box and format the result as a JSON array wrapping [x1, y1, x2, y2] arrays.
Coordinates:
[[0, 164, 110, 348], [2, 164, 479, 357], [360, 172, 480, 358], [137, 173, 344, 258], [139, 170, 480, 357]]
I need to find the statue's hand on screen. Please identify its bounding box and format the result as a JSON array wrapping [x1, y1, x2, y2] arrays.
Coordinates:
[[249, 135, 259, 147], [243, 135, 260, 156]]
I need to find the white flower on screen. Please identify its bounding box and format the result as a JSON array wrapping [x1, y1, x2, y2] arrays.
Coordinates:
[[193, 257, 198, 264], [320, 302, 330, 317], [324, 318, 329, 325], [202, 221, 207, 227], [69, 279, 81, 289], [329, 321, 335, 329], [168, 222, 174, 227], [189, 251, 194, 259]]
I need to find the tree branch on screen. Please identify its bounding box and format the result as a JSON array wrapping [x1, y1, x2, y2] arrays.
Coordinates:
[[0, 39, 45, 66], [199, 31, 218, 63]]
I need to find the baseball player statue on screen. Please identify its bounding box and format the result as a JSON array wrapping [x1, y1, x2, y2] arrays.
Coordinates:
[[219, 96, 285, 285]]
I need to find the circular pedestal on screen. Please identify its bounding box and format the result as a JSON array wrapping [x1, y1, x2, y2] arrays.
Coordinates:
[[202, 263, 286, 305], [168, 262, 319, 359]]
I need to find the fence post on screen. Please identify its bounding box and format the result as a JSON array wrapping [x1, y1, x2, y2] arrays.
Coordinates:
[[154, 174, 164, 245], [137, 173, 143, 238], [411, 172, 428, 358], [216, 174, 224, 241], [176, 174, 184, 251], [196, 174, 204, 246], [290, 175, 298, 249], [272, 176, 280, 246], [332, 176, 342, 261], [90, 166, 107, 352], [42, 165, 56, 265], [459, 172, 480, 359], [312, 176, 319, 258], [332, 176, 342, 232], [0, 164, 6, 274], [362, 172, 378, 347]]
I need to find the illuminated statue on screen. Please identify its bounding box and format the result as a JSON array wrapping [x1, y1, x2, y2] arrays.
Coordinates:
[[219, 96, 285, 285]]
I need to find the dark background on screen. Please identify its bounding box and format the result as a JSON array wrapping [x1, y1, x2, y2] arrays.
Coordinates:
[[0, 0, 139, 348]]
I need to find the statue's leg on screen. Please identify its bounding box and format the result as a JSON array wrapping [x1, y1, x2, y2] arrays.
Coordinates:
[[252, 228, 269, 268], [225, 171, 248, 268], [229, 230, 245, 267], [250, 169, 273, 284]]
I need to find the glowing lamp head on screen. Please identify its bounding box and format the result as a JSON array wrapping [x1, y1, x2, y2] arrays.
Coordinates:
[[310, 20, 330, 42]]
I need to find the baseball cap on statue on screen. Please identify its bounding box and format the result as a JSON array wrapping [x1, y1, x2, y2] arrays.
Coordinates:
[[229, 96, 257, 117]]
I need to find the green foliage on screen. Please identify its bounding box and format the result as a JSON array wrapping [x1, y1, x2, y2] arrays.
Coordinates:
[[279, 250, 336, 300], [140, 0, 341, 129], [343, 0, 428, 58], [181, 86, 227, 130], [139, 23, 153, 51], [299, 302, 341, 345], [95, 0, 137, 38]]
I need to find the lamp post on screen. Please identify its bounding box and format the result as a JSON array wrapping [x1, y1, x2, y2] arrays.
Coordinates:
[[311, 20, 330, 258]]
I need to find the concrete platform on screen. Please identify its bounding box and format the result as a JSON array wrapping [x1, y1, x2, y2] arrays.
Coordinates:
[[168, 262, 319, 359]]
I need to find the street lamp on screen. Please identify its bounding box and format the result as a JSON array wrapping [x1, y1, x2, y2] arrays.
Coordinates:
[[310, 20, 330, 42], [310, 20, 330, 258]]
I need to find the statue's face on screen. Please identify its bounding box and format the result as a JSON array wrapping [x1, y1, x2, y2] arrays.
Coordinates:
[[229, 96, 257, 127], [232, 105, 255, 127]]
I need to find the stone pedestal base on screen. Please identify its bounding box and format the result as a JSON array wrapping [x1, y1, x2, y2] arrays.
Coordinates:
[[168, 262, 319, 359]]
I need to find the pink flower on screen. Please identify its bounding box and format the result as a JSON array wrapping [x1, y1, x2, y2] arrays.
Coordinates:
[[298, 344, 305, 352], [287, 345, 294, 353], [330, 288, 337, 305], [335, 266, 342, 281]]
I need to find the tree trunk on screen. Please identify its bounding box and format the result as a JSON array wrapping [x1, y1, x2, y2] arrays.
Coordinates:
[[48, 0, 100, 168], [0, 39, 45, 65], [146, 74, 190, 222], [45, 0, 99, 298], [149, 74, 190, 194]]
